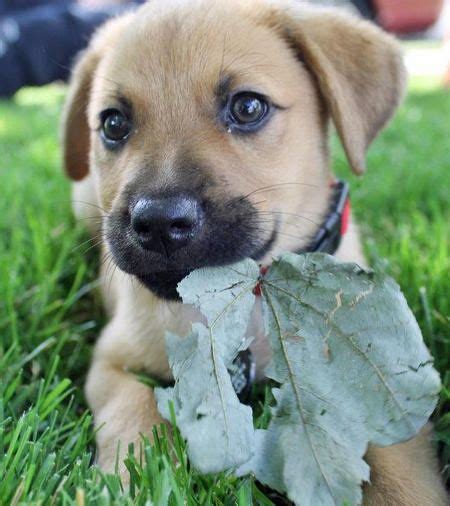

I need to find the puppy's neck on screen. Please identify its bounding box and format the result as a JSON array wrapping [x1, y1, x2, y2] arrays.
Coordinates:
[[261, 174, 335, 264]]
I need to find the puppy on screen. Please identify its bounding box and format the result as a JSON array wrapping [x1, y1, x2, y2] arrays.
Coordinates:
[[62, 0, 447, 503]]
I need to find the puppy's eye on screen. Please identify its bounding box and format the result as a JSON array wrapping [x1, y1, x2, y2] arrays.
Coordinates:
[[100, 109, 131, 145], [230, 93, 269, 127]]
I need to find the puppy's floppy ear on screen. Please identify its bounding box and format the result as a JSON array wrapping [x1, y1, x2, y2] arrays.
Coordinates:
[[61, 14, 132, 181], [264, 6, 406, 174]]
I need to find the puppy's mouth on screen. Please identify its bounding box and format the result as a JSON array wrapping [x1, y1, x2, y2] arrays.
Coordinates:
[[137, 229, 276, 299], [105, 194, 277, 300]]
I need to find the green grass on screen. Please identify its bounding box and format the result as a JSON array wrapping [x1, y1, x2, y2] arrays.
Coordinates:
[[0, 80, 448, 504]]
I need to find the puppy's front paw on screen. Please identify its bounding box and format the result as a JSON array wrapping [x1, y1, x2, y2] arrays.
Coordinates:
[[86, 359, 167, 479]]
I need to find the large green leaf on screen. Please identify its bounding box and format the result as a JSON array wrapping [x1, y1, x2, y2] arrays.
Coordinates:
[[244, 253, 440, 505], [155, 260, 259, 473]]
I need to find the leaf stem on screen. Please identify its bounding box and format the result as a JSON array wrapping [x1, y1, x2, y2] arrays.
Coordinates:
[[263, 287, 337, 503]]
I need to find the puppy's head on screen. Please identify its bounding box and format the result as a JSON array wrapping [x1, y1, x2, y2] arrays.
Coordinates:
[[62, 0, 405, 299]]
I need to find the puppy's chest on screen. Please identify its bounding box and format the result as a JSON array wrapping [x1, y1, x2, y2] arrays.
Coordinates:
[[119, 289, 270, 382]]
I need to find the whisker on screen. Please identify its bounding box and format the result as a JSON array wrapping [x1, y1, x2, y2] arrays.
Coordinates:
[[71, 234, 104, 254], [80, 238, 105, 256], [70, 200, 107, 214], [99, 253, 112, 269], [76, 215, 103, 222], [102, 253, 117, 292], [257, 211, 320, 227], [245, 223, 310, 243], [233, 182, 319, 205], [107, 261, 119, 295]]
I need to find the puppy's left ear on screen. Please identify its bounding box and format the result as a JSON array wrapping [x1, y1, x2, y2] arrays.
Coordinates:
[[265, 6, 407, 174], [61, 14, 132, 181]]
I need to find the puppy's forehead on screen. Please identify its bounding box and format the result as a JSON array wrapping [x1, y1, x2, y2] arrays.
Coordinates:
[[96, 0, 300, 108]]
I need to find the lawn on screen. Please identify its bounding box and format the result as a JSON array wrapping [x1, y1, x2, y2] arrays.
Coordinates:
[[0, 78, 448, 504]]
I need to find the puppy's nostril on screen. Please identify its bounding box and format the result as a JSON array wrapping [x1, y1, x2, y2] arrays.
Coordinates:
[[132, 214, 153, 236], [170, 219, 193, 233], [134, 221, 150, 234]]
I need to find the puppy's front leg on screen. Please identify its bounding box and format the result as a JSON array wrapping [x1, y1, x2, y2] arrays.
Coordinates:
[[85, 343, 165, 473], [363, 426, 448, 505]]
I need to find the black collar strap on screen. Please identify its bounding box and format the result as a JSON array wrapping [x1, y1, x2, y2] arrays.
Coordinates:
[[301, 179, 350, 255]]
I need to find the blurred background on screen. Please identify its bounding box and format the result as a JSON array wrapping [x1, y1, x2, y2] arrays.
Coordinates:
[[319, 0, 450, 84], [0, 0, 449, 94], [0, 1, 449, 503]]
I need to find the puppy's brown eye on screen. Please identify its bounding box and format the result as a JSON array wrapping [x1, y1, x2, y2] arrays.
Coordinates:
[[100, 109, 131, 145], [230, 93, 268, 127]]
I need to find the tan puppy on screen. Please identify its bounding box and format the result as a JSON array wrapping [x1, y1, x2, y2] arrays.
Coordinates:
[[62, 0, 447, 503]]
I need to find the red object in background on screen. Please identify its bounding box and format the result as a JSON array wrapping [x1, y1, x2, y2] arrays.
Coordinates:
[[373, 0, 444, 33]]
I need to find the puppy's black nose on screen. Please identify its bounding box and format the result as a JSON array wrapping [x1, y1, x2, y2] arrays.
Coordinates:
[[131, 195, 204, 254]]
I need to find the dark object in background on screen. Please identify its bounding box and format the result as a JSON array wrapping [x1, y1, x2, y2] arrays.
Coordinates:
[[0, 0, 138, 98], [350, 0, 375, 19], [228, 349, 256, 404], [0, 0, 70, 16]]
